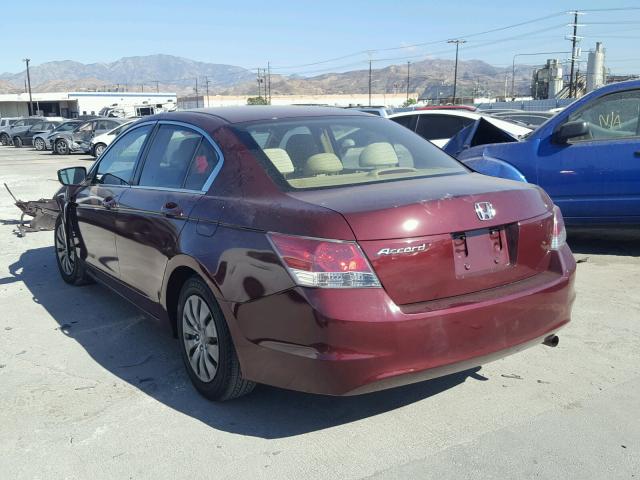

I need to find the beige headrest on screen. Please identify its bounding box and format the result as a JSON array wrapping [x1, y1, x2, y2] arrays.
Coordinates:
[[304, 153, 343, 175], [359, 142, 399, 167], [263, 148, 295, 174]]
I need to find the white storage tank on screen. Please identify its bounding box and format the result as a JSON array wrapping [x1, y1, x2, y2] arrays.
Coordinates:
[[586, 42, 606, 92]]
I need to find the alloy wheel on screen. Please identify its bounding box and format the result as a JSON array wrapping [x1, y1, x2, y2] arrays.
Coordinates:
[[182, 294, 219, 382], [56, 140, 69, 155], [34, 138, 45, 151], [95, 144, 106, 157], [55, 221, 74, 276]]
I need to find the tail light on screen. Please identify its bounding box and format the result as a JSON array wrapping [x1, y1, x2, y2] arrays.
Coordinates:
[[551, 205, 567, 250], [268, 233, 381, 288]]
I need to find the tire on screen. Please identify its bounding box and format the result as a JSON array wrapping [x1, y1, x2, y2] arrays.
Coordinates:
[[177, 276, 255, 401], [13, 136, 22, 148], [54, 215, 91, 286], [0, 133, 9, 146], [93, 142, 107, 157], [55, 139, 70, 155], [34, 137, 45, 151]]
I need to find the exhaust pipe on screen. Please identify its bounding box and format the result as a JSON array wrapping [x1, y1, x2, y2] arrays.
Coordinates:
[[542, 335, 559, 347]]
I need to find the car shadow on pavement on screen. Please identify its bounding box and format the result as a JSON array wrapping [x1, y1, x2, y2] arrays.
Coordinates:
[[567, 228, 640, 257], [5, 245, 480, 439]]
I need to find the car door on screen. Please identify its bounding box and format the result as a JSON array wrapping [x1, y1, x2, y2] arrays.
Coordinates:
[[73, 120, 95, 149], [24, 122, 48, 143], [73, 124, 154, 278], [116, 122, 221, 310], [538, 88, 640, 221]]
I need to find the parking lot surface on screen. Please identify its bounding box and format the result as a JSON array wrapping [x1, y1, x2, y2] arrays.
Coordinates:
[[1, 147, 639, 479]]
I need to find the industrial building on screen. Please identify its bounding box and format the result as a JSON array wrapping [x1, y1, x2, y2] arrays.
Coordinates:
[[0, 91, 177, 118]]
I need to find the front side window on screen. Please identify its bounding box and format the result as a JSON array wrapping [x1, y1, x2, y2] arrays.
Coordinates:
[[239, 116, 467, 190], [77, 122, 93, 133], [30, 122, 44, 131], [568, 89, 640, 141], [95, 125, 152, 185], [138, 125, 202, 189]]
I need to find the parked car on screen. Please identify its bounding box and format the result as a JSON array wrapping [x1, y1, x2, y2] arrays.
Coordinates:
[[0, 117, 46, 146], [89, 120, 135, 157], [50, 118, 125, 155], [36, 120, 83, 151], [444, 79, 640, 226], [0, 116, 20, 133], [345, 106, 396, 117], [389, 109, 531, 148], [11, 120, 62, 148], [53, 106, 575, 401]]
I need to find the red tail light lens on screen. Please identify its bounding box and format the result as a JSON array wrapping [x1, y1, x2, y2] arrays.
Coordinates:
[[268, 233, 381, 288], [551, 205, 567, 250]]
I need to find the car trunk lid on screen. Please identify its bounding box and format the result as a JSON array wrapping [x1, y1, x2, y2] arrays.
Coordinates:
[[288, 173, 554, 304]]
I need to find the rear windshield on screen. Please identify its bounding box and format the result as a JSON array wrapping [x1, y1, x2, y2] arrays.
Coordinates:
[[238, 116, 467, 189]]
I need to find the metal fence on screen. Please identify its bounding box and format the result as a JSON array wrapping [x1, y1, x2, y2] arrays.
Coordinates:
[[475, 99, 575, 111]]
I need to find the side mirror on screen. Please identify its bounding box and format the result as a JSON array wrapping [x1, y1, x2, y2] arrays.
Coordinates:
[[552, 121, 589, 144], [58, 166, 87, 186]]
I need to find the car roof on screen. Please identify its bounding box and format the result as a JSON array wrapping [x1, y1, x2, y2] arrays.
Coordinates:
[[181, 106, 371, 124], [389, 109, 481, 120]]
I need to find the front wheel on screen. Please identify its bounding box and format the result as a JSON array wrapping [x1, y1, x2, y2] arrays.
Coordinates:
[[54, 215, 90, 285], [34, 137, 45, 151], [55, 139, 70, 155], [93, 142, 107, 157], [0, 133, 9, 146], [13, 136, 22, 148], [177, 276, 255, 401]]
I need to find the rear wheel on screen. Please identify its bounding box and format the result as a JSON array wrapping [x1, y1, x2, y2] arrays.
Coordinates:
[[177, 276, 255, 401], [34, 137, 45, 151], [54, 215, 90, 285], [0, 133, 9, 146], [13, 136, 22, 148], [55, 139, 70, 155]]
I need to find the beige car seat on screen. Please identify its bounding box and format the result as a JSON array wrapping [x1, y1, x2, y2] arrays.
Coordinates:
[[304, 153, 343, 175], [263, 148, 295, 175]]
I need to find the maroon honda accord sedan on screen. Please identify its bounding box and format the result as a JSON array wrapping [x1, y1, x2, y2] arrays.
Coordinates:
[[53, 106, 576, 400]]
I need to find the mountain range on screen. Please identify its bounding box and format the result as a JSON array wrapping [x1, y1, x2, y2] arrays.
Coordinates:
[[0, 54, 536, 98]]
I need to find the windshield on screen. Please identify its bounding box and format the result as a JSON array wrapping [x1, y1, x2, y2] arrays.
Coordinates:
[[238, 116, 467, 190]]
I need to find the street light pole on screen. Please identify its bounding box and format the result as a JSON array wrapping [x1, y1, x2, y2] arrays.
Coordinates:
[[23, 58, 33, 116], [447, 40, 466, 105], [368, 59, 372, 106]]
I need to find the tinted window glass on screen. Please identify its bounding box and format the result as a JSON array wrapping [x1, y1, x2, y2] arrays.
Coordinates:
[[184, 140, 220, 190], [30, 122, 44, 131], [391, 115, 416, 129], [568, 89, 640, 141], [77, 122, 93, 133], [96, 125, 152, 185], [415, 115, 471, 140], [240, 116, 467, 190], [138, 125, 201, 188]]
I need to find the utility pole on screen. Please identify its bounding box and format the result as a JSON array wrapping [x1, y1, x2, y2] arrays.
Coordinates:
[[154, 80, 159, 93], [257, 68, 263, 99], [567, 10, 583, 98], [195, 77, 199, 108], [141, 84, 144, 92], [447, 39, 466, 104], [368, 59, 372, 106], [204, 76, 211, 107], [406, 61, 410, 101], [23, 58, 33, 116], [267, 62, 271, 105]]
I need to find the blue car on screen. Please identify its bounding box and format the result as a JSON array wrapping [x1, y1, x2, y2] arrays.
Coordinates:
[[444, 80, 640, 226]]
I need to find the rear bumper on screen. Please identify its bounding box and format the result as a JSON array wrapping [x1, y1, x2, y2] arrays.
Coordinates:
[[225, 245, 576, 396]]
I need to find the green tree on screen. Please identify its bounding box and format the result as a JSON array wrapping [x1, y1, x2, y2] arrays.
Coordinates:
[[247, 96, 268, 105], [402, 98, 417, 107]]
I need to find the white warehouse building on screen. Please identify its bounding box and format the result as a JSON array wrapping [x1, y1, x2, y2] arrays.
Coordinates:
[[0, 91, 177, 118]]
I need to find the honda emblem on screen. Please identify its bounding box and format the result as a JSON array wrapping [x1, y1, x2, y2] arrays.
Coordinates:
[[475, 202, 496, 221]]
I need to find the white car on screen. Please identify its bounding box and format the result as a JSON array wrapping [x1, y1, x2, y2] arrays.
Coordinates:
[[90, 120, 135, 157], [389, 109, 531, 148]]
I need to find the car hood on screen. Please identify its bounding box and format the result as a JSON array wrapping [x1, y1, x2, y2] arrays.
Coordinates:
[[443, 117, 526, 158]]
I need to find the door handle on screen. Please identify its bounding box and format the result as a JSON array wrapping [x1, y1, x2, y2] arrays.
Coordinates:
[[161, 201, 183, 217], [101, 196, 118, 209]]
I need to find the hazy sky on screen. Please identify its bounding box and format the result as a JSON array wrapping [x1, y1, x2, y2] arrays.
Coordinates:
[[4, 0, 639, 75]]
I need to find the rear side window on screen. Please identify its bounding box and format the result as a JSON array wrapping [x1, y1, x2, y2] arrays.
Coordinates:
[[391, 115, 417, 130], [138, 125, 202, 189], [184, 140, 220, 190], [415, 115, 472, 140]]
